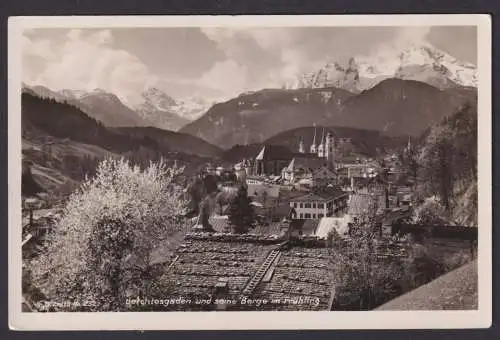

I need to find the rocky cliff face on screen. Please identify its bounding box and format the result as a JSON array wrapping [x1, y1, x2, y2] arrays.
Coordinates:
[[291, 43, 476, 92]]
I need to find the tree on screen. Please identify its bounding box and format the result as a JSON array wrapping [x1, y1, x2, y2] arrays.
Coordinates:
[[28, 158, 187, 311], [420, 126, 454, 211], [411, 197, 448, 226], [227, 185, 256, 234]]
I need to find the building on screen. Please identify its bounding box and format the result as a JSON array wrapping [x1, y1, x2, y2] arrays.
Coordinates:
[[312, 166, 337, 187], [160, 232, 338, 311], [281, 156, 326, 183], [246, 176, 265, 185], [253, 145, 295, 176], [247, 183, 281, 206], [289, 187, 348, 219], [301, 127, 337, 168]]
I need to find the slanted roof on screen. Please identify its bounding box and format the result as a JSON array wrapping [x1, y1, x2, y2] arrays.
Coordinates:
[[160, 233, 337, 311], [255, 145, 295, 161], [247, 183, 280, 198], [348, 193, 375, 216], [315, 217, 350, 239], [376, 260, 477, 310], [291, 187, 347, 203], [253, 246, 336, 311], [286, 156, 326, 173], [313, 166, 336, 177]]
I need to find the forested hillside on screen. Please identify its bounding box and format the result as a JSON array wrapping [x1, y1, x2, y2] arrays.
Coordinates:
[[415, 102, 478, 226]]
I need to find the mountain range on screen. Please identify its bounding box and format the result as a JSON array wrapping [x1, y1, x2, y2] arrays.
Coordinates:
[[181, 78, 476, 149], [22, 42, 477, 155], [21, 92, 223, 194], [289, 43, 477, 93], [22, 84, 210, 131]]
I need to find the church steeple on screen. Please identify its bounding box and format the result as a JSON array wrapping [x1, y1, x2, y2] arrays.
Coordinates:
[[318, 128, 326, 158], [298, 136, 305, 153], [310, 126, 317, 154], [325, 131, 335, 168]]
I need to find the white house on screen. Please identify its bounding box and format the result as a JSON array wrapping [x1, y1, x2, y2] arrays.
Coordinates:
[[289, 187, 348, 219]]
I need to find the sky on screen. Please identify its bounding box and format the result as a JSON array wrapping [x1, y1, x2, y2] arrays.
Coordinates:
[[22, 26, 477, 106]]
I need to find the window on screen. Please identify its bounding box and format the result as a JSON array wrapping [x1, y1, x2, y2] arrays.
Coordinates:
[[318, 203, 324, 209], [294, 203, 297, 208], [312, 203, 316, 209], [300, 203, 303, 208], [305, 203, 311, 208], [304, 213, 311, 218], [318, 214, 324, 218], [312, 214, 316, 218], [299, 213, 303, 218]]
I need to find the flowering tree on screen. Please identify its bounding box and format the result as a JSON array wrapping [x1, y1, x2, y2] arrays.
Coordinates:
[[28, 158, 187, 311]]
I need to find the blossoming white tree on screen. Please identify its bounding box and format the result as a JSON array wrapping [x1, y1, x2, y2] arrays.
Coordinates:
[[29, 158, 187, 311]]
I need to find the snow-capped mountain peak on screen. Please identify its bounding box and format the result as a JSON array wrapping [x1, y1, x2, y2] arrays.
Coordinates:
[[139, 87, 177, 111], [293, 43, 477, 92]]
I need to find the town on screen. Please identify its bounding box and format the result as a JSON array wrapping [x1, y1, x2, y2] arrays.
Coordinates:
[[19, 25, 480, 314], [21, 124, 478, 312], [147, 129, 476, 311]]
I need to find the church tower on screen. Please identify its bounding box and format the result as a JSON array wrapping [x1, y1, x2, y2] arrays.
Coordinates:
[[317, 128, 325, 158], [406, 135, 412, 153], [310, 127, 317, 154], [298, 136, 305, 153], [325, 131, 335, 168]]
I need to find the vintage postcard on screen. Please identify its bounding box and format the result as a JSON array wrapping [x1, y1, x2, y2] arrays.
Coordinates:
[[8, 14, 491, 330]]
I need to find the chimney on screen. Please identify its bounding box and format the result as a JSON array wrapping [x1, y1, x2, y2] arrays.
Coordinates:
[[214, 278, 230, 311]]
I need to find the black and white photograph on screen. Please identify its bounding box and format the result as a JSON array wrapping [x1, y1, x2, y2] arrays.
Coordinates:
[[9, 15, 491, 330]]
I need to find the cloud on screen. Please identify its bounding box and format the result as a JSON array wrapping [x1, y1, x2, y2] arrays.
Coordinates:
[[198, 59, 248, 99], [23, 26, 477, 104], [23, 29, 156, 107], [200, 27, 300, 93]]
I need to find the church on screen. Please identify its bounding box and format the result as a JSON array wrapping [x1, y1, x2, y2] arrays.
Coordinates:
[[240, 127, 340, 185], [281, 127, 338, 184]]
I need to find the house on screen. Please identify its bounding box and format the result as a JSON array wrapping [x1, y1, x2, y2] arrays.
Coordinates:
[[247, 184, 280, 204], [247, 184, 293, 222], [338, 161, 379, 179], [347, 193, 384, 218], [281, 156, 326, 183], [289, 187, 348, 219], [312, 166, 337, 187], [246, 176, 264, 185]]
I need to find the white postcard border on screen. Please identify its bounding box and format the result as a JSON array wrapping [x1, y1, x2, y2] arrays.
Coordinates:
[[8, 14, 492, 330]]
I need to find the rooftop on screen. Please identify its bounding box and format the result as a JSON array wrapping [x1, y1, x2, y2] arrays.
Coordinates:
[[247, 183, 281, 198], [291, 187, 347, 203], [159, 232, 337, 311], [285, 156, 326, 173], [255, 145, 295, 161]]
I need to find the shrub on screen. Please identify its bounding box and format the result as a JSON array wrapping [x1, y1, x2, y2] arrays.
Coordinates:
[[28, 158, 187, 311]]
